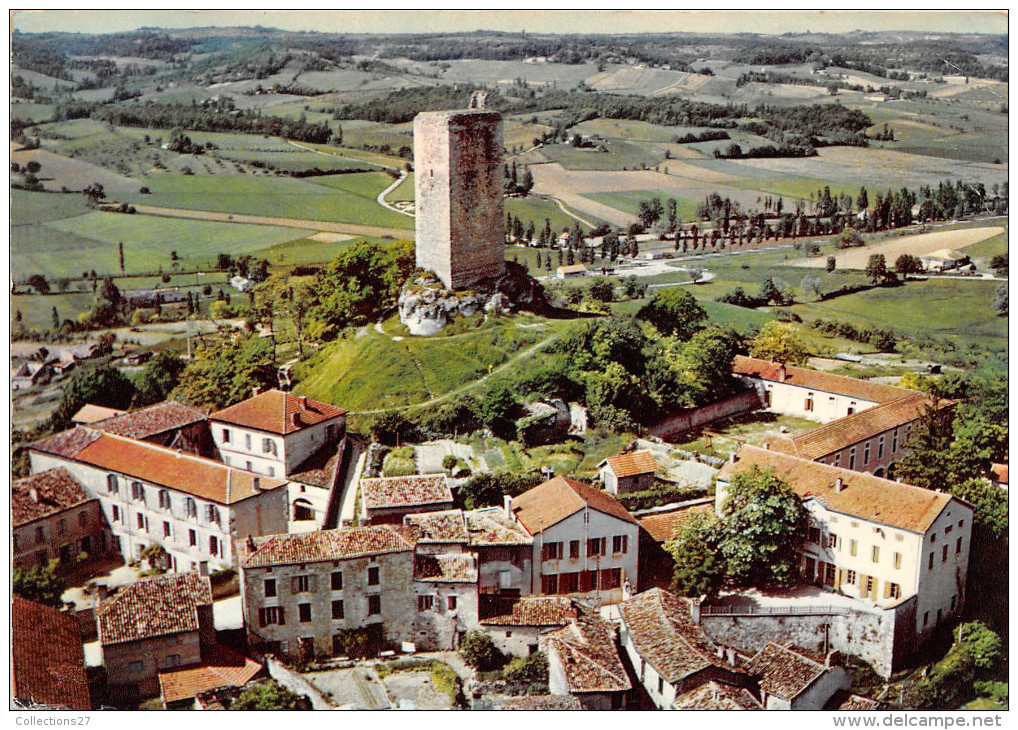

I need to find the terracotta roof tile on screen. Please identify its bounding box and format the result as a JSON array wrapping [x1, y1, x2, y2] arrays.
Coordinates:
[[605, 450, 657, 478], [540, 611, 631, 695], [673, 681, 763, 710], [414, 552, 477, 583], [991, 463, 1008, 484], [511, 476, 637, 534], [12, 596, 91, 711], [211, 389, 346, 435], [96, 401, 207, 440], [289, 443, 344, 489], [158, 645, 263, 704], [745, 642, 828, 701], [619, 588, 736, 684], [98, 573, 212, 646], [720, 446, 962, 533], [772, 393, 950, 461], [826, 691, 885, 710], [486, 695, 583, 710], [243, 526, 415, 568], [70, 432, 287, 505], [72, 404, 126, 424], [733, 355, 909, 404], [637, 501, 714, 542], [480, 596, 578, 627], [405, 510, 469, 543], [13, 468, 91, 527], [466, 508, 533, 546], [29, 426, 102, 459], [361, 474, 453, 511]]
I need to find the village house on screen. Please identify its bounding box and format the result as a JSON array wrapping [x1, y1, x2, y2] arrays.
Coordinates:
[[239, 525, 417, 659], [12, 596, 92, 710], [507, 476, 639, 604], [72, 404, 126, 426], [541, 606, 631, 710], [920, 248, 971, 273], [718, 446, 973, 640], [93, 400, 212, 454], [13, 468, 115, 572], [157, 645, 264, 710], [477, 695, 583, 710], [744, 642, 851, 710], [479, 595, 580, 657], [734, 355, 910, 423], [97, 572, 215, 702], [767, 391, 953, 478], [466, 507, 534, 597], [11, 359, 51, 390], [556, 263, 587, 279], [616, 587, 746, 710], [412, 551, 479, 651], [990, 463, 1008, 490], [599, 449, 657, 495], [28, 428, 290, 573], [671, 681, 763, 710], [360, 473, 454, 524]]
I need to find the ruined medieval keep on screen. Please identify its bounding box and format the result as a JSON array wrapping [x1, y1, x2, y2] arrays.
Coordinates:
[[413, 108, 506, 290]]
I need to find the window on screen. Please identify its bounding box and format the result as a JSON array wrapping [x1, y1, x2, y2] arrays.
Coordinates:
[[587, 537, 606, 557], [163, 521, 171, 538], [950, 595, 957, 611], [299, 603, 312, 623], [107, 474, 119, 494], [893, 552, 902, 569], [805, 392, 814, 411], [13, 534, 19, 551], [206, 505, 221, 525], [58, 518, 67, 535], [658, 676, 665, 695], [958, 519, 965, 529], [923, 611, 929, 627], [447, 596, 457, 611], [600, 567, 622, 590], [930, 532, 936, 543], [541, 542, 563, 561], [826, 533, 840, 550], [332, 600, 344, 619], [166, 654, 182, 668], [158, 490, 171, 510], [137, 513, 146, 530], [78, 511, 88, 527], [892, 432, 899, 452], [209, 535, 219, 556], [834, 454, 842, 467], [367, 595, 381, 616], [560, 572, 578, 593], [331, 571, 343, 590], [188, 529, 196, 547], [878, 436, 885, 460], [849, 448, 857, 471], [845, 569, 856, 585], [262, 438, 277, 456], [850, 539, 858, 556], [613, 535, 628, 555], [269, 467, 275, 477], [222, 428, 231, 444], [541, 574, 558, 594], [863, 442, 871, 464], [956, 537, 963, 555], [889, 583, 901, 599], [368, 566, 380, 586], [131, 481, 145, 502], [112, 506, 120, 523], [292, 575, 311, 593], [928, 552, 934, 570], [245, 434, 252, 450], [944, 525, 953, 536], [895, 533, 904, 542], [293, 499, 314, 521], [808, 527, 821, 544], [871, 545, 879, 563], [185, 498, 197, 519], [848, 401, 856, 416], [864, 576, 874, 594], [246, 461, 253, 471], [264, 578, 277, 598], [35, 526, 44, 544], [418, 595, 435, 612], [259, 606, 285, 626], [128, 660, 145, 673], [942, 545, 948, 562], [569, 540, 580, 559]]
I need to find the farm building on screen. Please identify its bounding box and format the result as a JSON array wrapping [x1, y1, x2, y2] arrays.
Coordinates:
[[920, 249, 971, 272], [556, 263, 587, 279], [599, 449, 657, 495]]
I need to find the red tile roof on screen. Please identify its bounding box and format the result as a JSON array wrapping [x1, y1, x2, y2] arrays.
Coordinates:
[[486, 695, 583, 710], [637, 501, 714, 542], [826, 691, 885, 710], [540, 611, 631, 695], [211, 389, 346, 435], [405, 510, 469, 543], [97, 573, 212, 646], [71, 432, 287, 505], [745, 642, 829, 701], [243, 526, 415, 568], [414, 553, 477, 583], [361, 474, 453, 511], [96, 401, 208, 440], [466, 508, 533, 546], [673, 681, 763, 710], [12, 596, 92, 711], [480, 596, 578, 627], [29, 426, 102, 459], [158, 645, 263, 705], [605, 450, 657, 478], [289, 443, 344, 489], [511, 476, 638, 534], [719, 446, 962, 533], [72, 404, 126, 424], [618, 588, 735, 684], [769, 393, 950, 461], [13, 468, 91, 527], [991, 463, 1008, 485], [733, 355, 909, 404]]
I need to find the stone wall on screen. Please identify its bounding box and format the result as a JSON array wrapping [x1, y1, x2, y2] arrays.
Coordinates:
[[649, 389, 764, 440], [414, 110, 505, 291]]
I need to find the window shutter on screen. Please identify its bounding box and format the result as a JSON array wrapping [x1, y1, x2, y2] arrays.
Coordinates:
[[259, 609, 266, 627], [278, 607, 286, 625]]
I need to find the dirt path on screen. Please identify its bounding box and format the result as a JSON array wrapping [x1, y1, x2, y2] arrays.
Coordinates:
[[129, 203, 415, 240]]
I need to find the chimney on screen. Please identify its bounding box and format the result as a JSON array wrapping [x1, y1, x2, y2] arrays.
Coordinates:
[[246, 535, 256, 553], [503, 494, 513, 519], [298, 395, 308, 410], [253, 476, 261, 491], [762, 441, 770, 451], [730, 452, 739, 464], [777, 364, 787, 383], [291, 413, 301, 428], [690, 598, 702, 624], [28, 487, 39, 504], [252, 386, 261, 397], [826, 650, 843, 667], [834, 477, 844, 493]]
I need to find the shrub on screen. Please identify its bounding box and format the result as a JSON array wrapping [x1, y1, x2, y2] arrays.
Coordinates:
[[460, 631, 505, 671], [502, 652, 548, 686], [382, 454, 416, 477]]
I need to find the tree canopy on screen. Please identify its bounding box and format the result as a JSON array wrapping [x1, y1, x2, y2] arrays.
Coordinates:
[[749, 321, 809, 365], [52, 364, 135, 430], [229, 680, 308, 711], [637, 287, 707, 339], [171, 333, 277, 410]]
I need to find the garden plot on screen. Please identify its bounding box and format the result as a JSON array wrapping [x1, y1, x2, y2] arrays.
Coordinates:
[[791, 226, 1004, 270]]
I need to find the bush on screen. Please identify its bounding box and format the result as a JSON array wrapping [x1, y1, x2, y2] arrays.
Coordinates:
[[382, 454, 416, 477], [460, 631, 505, 671], [502, 652, 548, 686]]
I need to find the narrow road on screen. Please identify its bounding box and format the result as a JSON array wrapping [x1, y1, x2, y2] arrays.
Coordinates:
[[546, 195, 595, 228], [376, 170, 414, 217], [128, 203, 415, 240]]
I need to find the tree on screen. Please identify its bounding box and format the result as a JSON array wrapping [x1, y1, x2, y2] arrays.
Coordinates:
[[894, 254, 923, 276], [826, 255, 837, 273], [835, 226, 864, 249], [27, 274, 49, 294], [26, 160, 41, 174], [459, 631, 504, 671], [989, 253, 1007, 277], [51, 306, 60, 329], [665, 511, 725, 598], [13, 559, 65, 608], [857, 186, 869, 211], [992, 285, 1007, 316], [749, 321, 809, 365], [503, 651, 548, 685], [476, 382, 520, 440], [458, 471, 544, 510], [636, 288, 707, 339], [801, 276, 824, 301], [655, 326, 741, 410], [52, 364, 135, 430], [118, 241, 125, 273], [171, 334, 276, 410], [586, 277, 614, 303], [131, 352, 186, 408], [83, 182, 105, 206], [718, 467, 807, 587], [230, 680, 308, 711], [441, 454, 459, 474], [865, 254, 889, 284]]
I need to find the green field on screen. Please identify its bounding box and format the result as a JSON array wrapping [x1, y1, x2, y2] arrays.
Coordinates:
[[12, 292, 96, 330], [506, 196, 592, 234], [960, 228, 1008, 259], [539, 138, 666, 171], [582, 191, 700, 223]]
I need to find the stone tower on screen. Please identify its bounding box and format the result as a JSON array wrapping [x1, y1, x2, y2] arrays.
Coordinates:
[[414, 108, 505, 290]]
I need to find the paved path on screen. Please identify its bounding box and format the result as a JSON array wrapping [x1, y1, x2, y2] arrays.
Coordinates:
[[376, 169, 414, 217], [547, 195, 595, 228]]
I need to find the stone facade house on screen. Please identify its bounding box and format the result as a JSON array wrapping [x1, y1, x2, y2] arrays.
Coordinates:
[[412, 551, 479, 651], [93, 401, 212, 454], [600, 450, 657, 495], [239, 526, 417, 659], [617, 588, 745, 710], [157, 645, 264, 710], [671, 681, 763, 710], [13, 468, 114, 572], [97, 572, 215, 702], [466, 507, 534, 597], [541, 607, 631, 710], [508, 476, 639, 604], [744, 643, 851, 710], [12, 596, 92, 710], [478, 595, 580, 658], [360, 473, 454, 524]]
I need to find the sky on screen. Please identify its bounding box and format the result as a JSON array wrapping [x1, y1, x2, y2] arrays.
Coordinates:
[[10, 9, 1009, 36]]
